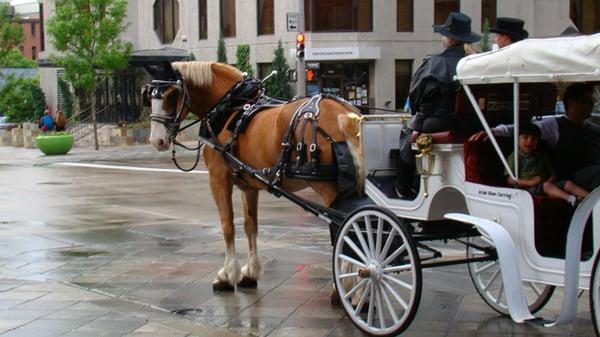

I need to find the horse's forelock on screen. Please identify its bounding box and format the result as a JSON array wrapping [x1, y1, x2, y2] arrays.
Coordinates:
[[171, 61, 214, 88]]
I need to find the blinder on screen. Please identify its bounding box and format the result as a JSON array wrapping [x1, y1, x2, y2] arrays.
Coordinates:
[[148, 74, 191, 141]]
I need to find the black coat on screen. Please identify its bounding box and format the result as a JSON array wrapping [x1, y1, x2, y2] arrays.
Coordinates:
[[407, 44, 465, 133]]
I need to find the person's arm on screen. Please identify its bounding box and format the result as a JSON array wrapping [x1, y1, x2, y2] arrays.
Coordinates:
[[534, 117, 559, 147], [510, 175, 543, 187]]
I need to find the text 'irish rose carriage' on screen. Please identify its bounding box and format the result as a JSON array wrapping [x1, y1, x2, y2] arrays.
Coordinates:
[[146, 33, 600, 336]]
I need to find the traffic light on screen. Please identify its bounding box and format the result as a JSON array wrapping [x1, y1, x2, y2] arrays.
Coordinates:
[[296, 33, 305, 60]]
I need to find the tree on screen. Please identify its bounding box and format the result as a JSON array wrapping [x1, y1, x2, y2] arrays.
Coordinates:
[[264, 40, 291, 99], [47, 0, 132, 150], [479, 18, 492, 52], [235, 44, 253, 77], [217, 30, 227, 63], [57, 76, 74, 119], [0, 3, 27, 67]]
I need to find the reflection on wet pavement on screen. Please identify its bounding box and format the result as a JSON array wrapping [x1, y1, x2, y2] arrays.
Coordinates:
[[0, 145, 595, 336]]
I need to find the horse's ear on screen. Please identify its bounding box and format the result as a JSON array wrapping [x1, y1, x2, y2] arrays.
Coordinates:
[[143, 62, 178, 81]]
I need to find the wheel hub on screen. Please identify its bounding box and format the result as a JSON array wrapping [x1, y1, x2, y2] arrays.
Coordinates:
[[358, 263, 382, 281]]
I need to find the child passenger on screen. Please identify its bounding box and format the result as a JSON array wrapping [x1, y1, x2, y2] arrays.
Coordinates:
[[506, 122, 588, 206]]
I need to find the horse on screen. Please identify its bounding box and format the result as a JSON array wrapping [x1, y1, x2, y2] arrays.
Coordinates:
[[148, 61, 364, 291]]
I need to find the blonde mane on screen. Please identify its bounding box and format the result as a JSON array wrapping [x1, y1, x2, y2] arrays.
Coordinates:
[[171, 61, 215, 88]]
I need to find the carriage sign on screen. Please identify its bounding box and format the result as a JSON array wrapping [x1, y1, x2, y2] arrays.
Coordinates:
[[286, 12, 299, 31]]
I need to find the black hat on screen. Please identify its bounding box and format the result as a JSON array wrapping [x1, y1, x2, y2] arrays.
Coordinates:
[[489, 17, 529, 42], [433, 12, 481, 43]]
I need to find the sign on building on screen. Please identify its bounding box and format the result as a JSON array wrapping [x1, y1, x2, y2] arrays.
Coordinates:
[[287, 12, 299, 32]]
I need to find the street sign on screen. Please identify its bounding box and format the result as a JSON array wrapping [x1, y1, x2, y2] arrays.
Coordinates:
[[287, 12, 299, 31]]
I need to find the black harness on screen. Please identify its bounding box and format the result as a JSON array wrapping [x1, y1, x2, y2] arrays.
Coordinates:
[[148, 74, 357, 195]]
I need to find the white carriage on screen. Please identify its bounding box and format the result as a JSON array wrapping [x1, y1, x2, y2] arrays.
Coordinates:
[[332, 33, 600, 336]]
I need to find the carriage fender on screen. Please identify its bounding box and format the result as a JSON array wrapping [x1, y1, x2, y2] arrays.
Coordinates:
[[444, 212, 537, 323]]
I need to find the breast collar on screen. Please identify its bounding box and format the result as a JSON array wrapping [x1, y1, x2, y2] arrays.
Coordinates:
[[202, 78, 263, 138]]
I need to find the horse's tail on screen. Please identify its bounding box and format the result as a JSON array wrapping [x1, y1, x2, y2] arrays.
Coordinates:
[[337, 111, 365, 194]]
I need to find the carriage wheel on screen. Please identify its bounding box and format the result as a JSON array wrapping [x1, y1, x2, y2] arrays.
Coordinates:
[[466, 236, 554, 315], [589, 250, 600, 337], [333, 206, 422, 336]]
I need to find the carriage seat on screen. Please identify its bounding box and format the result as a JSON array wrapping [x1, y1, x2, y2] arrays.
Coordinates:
[[464, 136, 577, 258]]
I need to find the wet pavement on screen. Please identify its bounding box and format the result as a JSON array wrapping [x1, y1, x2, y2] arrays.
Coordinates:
[[0, 144, 596, 337]]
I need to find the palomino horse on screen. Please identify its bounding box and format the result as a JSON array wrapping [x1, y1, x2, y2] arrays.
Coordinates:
[[148, 61, 364, 290]]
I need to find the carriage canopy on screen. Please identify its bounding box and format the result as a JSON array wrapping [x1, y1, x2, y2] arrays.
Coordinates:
[[456, 33, 600, 84]]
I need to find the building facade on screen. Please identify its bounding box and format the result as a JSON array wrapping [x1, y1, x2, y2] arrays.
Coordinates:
[[40, 0, 596, 113]]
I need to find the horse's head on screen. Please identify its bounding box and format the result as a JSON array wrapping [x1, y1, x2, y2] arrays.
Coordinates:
[[145, 61, 243, 151]]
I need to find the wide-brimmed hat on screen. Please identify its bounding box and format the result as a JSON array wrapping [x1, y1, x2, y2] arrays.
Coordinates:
[[433, 12, 481, 43], [489, 17, 529, 42]]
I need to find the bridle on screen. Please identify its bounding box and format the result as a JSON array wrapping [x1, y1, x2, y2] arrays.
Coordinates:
[[148, 73, 203, 171]]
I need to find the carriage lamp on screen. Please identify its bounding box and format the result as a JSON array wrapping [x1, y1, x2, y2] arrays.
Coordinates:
[[415, 134, 435, 198]]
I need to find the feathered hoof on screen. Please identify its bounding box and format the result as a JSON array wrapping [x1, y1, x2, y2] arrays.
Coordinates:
[[237, 276, 257, 288], [212, 279, 235, 292]]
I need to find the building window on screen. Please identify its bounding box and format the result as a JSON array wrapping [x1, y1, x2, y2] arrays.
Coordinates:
[[395, 60, 412, 110], [257, 0, 274, 35], [31, 46, 36, 60], [481, 0, 497, 28], [570, 0, 600, 34], [397, 0, 413, 32], [304, 0, 372, 32], [30, 22, 35, 37], [153, 0, 179, 44], [258, 63, 272, 79], [199, 0, 207, 39], [39, 3, 45, 51], [221, 0, 236, 37], [434, 0, 459, 25]]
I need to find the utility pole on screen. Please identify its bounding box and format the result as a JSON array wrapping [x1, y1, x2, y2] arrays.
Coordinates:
[[296, 0, 306, 97]]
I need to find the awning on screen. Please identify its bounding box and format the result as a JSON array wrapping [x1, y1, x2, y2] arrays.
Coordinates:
[[456, 33, 600, 84]]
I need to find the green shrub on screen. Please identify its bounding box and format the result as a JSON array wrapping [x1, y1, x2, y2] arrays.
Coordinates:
[[57, 76, 74, 119], [0, 76, 46, 122], [235, 44, 253, 77]]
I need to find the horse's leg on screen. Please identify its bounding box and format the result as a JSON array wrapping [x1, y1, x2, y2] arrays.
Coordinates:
[[238, 188, 262, 288], [208, 164, 240, 291]]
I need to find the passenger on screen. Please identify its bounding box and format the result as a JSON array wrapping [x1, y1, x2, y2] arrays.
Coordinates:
[[395, 12, 481, 198], [470, 83, 600, 191], [506, 122, 588, 206], [38, 107, 55, 132], [55, 109, 66, 132], [489, 17, 529, 49]]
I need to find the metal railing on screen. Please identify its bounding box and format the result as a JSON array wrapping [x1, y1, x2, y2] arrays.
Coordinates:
[[66, 105, 112, 141]]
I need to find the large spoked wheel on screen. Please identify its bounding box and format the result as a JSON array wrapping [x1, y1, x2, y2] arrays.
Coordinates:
[[589, 250, 600, 336], [466, 236, 554, 315], [333, 206, 422, 336]]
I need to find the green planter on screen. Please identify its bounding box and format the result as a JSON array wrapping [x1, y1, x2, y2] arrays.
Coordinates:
[[36, 132, 74, 155]]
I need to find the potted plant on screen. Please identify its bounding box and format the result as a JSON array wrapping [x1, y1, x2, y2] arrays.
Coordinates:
[[36, 131, 74, 155]]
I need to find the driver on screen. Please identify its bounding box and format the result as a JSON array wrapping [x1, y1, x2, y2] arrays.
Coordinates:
[[395, 12, 481, 198], [489, 17, 529, 49], [470, 83, 600, 191]]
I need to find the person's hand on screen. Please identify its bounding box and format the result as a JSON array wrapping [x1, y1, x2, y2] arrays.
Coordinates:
[[469, 130, 489, 142]]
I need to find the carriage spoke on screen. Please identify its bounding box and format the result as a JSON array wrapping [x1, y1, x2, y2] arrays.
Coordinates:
[[527, 282, 542, 296], [339, 254, 367, 268], [367, 282, 375, 326], [344, 278, 369, 300], [382, 264, 413, 274], [364, 215, 376, 259], [382, 279, 409, 310], [482, 268, 501, 291], [375, 218, 383, 257], [339, 272, 359, 279], [354, 280, 371, 315], [381, 244, 407, 266], [383, 274, 413, 291], [496, 283, 505, 305], [475, 261, 498, 274], [375, 283, 386, 328], [379, 228, 397, 263], [380, 281, 400, 325], [343, 236, 370, 264], [352, 222, 373, 261]]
